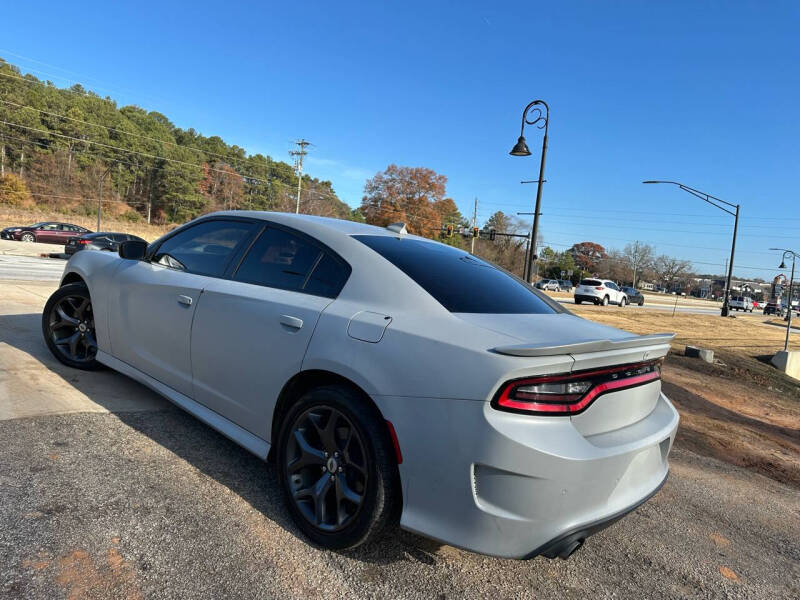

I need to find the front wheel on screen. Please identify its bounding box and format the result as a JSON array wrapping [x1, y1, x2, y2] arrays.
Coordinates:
[[575, 299, 582, 305], [42, 283, 102, 370], [21, 232, 35, 242], [639, 300, 644, 306], [276, 385, 401, 550]]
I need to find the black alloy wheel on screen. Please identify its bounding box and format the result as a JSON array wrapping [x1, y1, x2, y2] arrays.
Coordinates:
[[276, 385, 400, 550], [42, 283, 101, 370], [285, 405, 368, 532]]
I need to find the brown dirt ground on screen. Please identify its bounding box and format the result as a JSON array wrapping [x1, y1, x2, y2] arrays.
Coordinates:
[[572, 305, 800, 488]]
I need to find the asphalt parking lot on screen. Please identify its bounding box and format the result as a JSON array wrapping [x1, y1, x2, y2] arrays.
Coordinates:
[[1, 275, 799, 599]]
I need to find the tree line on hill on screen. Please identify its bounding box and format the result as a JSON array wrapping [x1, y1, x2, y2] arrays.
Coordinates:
[[0, 58, 354, 224]]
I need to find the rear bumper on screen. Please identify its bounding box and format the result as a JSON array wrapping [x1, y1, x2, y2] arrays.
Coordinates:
[[376, 391, 679, 559], [524, 472, 667, 559], [574, 294, 600, 303]]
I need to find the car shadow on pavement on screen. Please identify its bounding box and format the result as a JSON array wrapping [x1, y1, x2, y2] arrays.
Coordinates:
[[0, 312, 440, 565]]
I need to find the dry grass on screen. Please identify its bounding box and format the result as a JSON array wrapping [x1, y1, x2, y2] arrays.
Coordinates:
[[570, 303, 800, 355], [0, 206, 172, 242]]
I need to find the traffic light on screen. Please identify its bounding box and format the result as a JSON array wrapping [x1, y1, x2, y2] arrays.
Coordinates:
[[489, 228, 496, 241], [445, 224, 454, 238], [472, 227, 479, 238]]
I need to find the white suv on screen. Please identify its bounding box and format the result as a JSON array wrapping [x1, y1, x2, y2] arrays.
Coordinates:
[[574, 279, 628, 306]]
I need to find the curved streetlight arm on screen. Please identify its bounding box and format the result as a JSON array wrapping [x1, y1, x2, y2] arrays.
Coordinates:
[[642, 180, 737, 216], [519, 100, 550, 137]]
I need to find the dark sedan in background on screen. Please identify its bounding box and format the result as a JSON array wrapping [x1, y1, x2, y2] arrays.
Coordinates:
[[621, 286, 645, 306], [65, 232, 147, 256], [1, 222, 91, 243]]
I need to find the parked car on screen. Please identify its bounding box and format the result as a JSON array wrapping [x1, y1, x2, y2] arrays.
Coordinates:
[[763, 301, 784, 317], [621, 286, 645, 306], [42, 212, 678, 559], [535, 279, 560, 291], [574, 279, 628, 306], [65, 232, 147, 256], [558, 279, 573, 292], [729, 296, 754, 312], [2, 221, 91, 244]]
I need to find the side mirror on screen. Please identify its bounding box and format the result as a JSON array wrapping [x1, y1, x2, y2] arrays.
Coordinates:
[[119, 240, 147, 260]]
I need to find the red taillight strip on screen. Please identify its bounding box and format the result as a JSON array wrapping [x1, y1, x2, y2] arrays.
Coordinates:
[[495, 362, 661, 416]]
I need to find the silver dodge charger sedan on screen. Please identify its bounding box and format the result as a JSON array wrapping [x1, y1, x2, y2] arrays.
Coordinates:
[[42, 211, 678, 559]]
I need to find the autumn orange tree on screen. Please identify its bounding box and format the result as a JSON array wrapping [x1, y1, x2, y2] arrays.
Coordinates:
[[360, 165, 464, 238]]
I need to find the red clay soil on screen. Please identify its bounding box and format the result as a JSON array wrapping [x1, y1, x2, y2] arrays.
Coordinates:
[[662, 353, 800, 488]]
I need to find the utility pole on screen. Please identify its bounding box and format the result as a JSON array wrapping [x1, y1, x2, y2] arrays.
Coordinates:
[[289, 139, 311, 214], [470, 197, 478, 254]]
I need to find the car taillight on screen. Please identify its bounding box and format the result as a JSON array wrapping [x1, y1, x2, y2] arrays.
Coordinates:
[[595, 286, 604, 290], [493, 360, 662, 416], [79, 240, 90, 244]]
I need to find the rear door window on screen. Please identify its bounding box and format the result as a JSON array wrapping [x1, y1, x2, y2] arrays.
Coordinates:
[[234, 227, 350, 297], [353, 235, 560, 314]]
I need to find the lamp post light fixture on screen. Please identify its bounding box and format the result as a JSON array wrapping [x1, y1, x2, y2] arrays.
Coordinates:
[[643, 180, 740, 317], [771, 248, 798, 352], [510, 100, 549, 283]]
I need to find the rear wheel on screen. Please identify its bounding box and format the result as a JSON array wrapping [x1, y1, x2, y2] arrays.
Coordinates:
[[619, 296, 627, 307], [21, 232, 35, 242], [276, 384, 401, 550], [42, 283, 101, 370], [638, 299, 644, 306], [601, 295, 609, 306]]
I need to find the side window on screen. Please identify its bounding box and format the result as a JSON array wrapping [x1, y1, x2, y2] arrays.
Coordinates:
[[304, 253, 350, 297], [233, 227, 350, 297], [153, 220, 256, 277], [233, 227, 322, 292], [41, 223, 59, 231], [607, 282, 618, 291]]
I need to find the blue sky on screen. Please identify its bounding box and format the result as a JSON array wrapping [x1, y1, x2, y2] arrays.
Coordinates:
[[2, 1, 799, 280]]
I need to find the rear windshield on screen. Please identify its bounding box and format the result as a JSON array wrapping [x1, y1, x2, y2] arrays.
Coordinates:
[[580, 279, 602, 286], [353, 235, 560, 314]]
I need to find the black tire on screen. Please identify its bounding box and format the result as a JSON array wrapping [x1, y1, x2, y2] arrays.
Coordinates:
[[21, 232, 35, 242], [619, 296, 627, 307], [601, 295, 609, 306], [639, 300, 644, 306], [276, 384, 401, 550], [42, 283, 102, 370], [575, 299, 582, 305]]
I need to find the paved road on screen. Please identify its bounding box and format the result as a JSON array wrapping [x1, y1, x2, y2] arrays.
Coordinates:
[[0, 255, 65, 281], [556, 297, 724, 315], [1, 281, 798, 598]]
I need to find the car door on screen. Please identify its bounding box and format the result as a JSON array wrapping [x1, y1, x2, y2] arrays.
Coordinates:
[[606, 281, 621, 303], [190, 225, 350, 439], [108, 219, 258, 397], [37, 223, 60, 242]]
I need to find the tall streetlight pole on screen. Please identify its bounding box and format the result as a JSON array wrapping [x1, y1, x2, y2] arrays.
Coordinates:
[[772, 248, 798, 352], [97, 162, 117, 232], [643, 180, 740, 317], [510, 100, 549, 283]]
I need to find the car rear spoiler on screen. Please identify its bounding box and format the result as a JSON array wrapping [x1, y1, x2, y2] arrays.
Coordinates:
[[492, 333, 675, 357]]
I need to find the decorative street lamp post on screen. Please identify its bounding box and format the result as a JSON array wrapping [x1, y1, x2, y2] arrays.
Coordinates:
[[510, 100, 549, 283], [643, 180, 740, 317], [772, 248, 798, 352]]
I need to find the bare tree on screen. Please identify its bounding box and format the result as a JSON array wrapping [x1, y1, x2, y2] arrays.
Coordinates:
[[623, 241, 655, 288], [653, 255, 693, 291]]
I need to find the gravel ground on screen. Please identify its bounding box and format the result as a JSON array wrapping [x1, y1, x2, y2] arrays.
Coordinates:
[[1, 409, 797, 600]]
